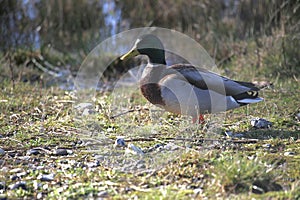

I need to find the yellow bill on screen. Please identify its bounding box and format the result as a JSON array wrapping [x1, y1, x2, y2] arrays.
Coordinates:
[[120, 45, 139, 60]]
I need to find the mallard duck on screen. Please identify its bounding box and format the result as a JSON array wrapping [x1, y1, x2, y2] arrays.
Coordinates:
[[120, 34, 263, 123]]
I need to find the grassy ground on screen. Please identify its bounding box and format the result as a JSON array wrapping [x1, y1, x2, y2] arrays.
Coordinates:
[[0, 40, 299, 199]]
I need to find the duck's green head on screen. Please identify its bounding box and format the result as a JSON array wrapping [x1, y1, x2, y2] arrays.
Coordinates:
[[121, 34, 166, 64]]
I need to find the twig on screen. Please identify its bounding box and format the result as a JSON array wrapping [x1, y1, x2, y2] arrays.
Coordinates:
[[124, 137, 259, 144], [31, 58, 60, 77], [8, 51, 15, 89], [110, 107, 150, 119], [293, 74, 298, 82], [37, 54, 61, 72], [31, 147, 53, 154]]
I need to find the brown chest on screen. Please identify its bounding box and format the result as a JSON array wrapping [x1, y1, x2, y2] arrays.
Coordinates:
[[140, 83, 165, 106]]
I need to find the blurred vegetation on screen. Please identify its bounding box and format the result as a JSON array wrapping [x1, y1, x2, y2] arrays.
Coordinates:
[[0, 0, 299, 82]]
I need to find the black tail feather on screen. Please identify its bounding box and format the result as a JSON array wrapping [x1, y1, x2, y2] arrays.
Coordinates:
[[234, 80, 260, 91]]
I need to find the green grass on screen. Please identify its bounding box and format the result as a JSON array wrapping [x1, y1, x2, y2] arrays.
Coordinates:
[[0, 78, 299, 199]]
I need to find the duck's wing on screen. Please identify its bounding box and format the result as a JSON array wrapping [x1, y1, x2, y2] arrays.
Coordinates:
[[167, 64, 259, 96]]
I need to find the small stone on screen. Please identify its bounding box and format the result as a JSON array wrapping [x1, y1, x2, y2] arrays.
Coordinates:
[[9, 168, 22, 173], [193, 188, 203, 194], [296, 113, 300, 121], [224, 131, 233, 137], [10, 181, 26, 190], [76, 140, 83, 145], [18, 156, 31, 161], [97, 191, 109, 197], [284, 152, 295, 156], [39, 173, 55, 181], [74, 103, 93, 110], [94, 155, 105, 161], [147, 143, 163, 152], [82, 108, 95, 116], [251, 118, 272, 129], [27, 149, 40, 155], [0, 148, 5, 156], [114, 138, 126, 148], [86, 160, 100, 168], [16, 171, 27, 178], [7, 151, 16, 157], [42, 183, 49, 190], [234, 133, 245, 138], [154, 143, 163, 148], [262, 144, 271, 148], [125, 143, 144, 155], [106, 127, 114, 132], [75, 103, 95, 116], [36, 166, 44, 170], [37, 192, 43, 199], [66, 149, 73, 154], [10, 174, 20, 181], [163, 143, 179, 151], [0, 182, 5, 190], [33, 180, 42, 190], [54, 149, 70, 156]]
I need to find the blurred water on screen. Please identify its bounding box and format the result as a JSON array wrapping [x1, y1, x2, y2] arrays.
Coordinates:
[[4, 0, 122, 50], [22, 0, 41, 49], [102, 0, 121, 37]]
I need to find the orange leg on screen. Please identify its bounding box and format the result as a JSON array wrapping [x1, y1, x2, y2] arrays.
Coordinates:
[[192, 114, 205, 124]]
